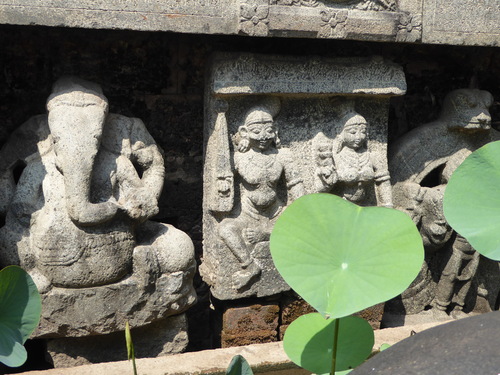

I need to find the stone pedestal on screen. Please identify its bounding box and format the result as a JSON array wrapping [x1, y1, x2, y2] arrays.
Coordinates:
[[47, 314, 189, 368]]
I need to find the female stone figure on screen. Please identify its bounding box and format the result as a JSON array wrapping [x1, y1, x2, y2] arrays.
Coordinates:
[[315, 109, 392, 207], [218, 104, 305, 290]]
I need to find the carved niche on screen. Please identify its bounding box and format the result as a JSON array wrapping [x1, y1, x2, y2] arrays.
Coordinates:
[[202, 53, 406, 300], [0, 77, 197, 365], [389, 89, 500, 320]]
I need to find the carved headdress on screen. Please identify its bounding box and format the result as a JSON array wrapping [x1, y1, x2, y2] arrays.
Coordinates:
[[233, 97, 281, 151], [332, 101, 368, 154], [47, 76, 108, 112]]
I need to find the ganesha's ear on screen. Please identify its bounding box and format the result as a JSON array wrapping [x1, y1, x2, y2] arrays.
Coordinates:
[[480, 90, 494, 108]]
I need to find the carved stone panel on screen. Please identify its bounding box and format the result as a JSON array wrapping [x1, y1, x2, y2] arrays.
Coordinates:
[[0, 0, 422, 43], [422, 0, 500, 46], [238, 0, 422, 42], [389, 89, 500, 321], [202, 53, 406, 300]]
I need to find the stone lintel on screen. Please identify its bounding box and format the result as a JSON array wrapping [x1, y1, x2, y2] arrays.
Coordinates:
[[211, 54, 407, 97], [0, 0, 238, 34], [267, 7, 401, 42]]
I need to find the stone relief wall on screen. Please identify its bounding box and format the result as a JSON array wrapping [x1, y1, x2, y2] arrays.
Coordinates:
[[388, 89, 500, 321], [1, 25, 500, 367], [202, 53, 405, 300]]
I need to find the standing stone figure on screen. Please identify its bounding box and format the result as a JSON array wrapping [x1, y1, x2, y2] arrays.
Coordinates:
[[0, 77, 196, 359], [314, 107, 392, 207], [217, 104, 305, 291], [390, 88, 498, 318]]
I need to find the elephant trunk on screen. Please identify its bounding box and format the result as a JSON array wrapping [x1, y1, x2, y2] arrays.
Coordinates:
[[62, 151, 118, 226], [46, 76, 118, 227]]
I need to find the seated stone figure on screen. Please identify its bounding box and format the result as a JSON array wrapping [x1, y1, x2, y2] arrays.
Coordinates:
[[218, 104, 305, 291], [0, 77, 196, 341]]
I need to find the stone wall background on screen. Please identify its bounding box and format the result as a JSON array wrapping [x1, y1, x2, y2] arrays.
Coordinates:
[[1, 24, 500, 361]]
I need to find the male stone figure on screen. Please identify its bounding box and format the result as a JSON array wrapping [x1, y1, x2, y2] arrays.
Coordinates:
[[0, 77, 196, 354]]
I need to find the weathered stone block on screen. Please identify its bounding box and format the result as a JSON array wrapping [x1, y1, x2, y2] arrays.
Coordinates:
[[355, 303, 385, 330], [279, 297, 315, 340], [47, 314, 189, 368], [0, 0, 238, 34], [280, 297, 383, 339], [422, 0, 500, 46], [221, 304, 280, 347]]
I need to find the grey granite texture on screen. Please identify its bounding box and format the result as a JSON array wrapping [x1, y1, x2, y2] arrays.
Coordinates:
[[422, 0, 500, 46], [202, 53, 405, 300], [389, 89, 500, 319], [0, 0, 414, 43], [0, 77, 196, 356], [0, 0, 238, 34], [352, 311, 500, 375], [1, 0, 499, 46], [46, 314, 189, 368]]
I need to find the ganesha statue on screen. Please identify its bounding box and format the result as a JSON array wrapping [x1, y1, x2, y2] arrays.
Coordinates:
[[0, 77, 196, 365]]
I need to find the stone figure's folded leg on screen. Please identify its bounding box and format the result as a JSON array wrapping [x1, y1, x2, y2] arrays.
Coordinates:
[[219, 218, 261, 290]]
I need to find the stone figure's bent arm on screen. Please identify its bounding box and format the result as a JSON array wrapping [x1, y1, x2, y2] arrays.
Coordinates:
[[279, 148, 306, 201], [372, 153, 393, 207], [129, 117, 166, 201]]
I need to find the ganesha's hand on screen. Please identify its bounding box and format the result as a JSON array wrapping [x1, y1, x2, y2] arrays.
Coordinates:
[[243, 228, 268, 244], [119, 187, 159, 222]]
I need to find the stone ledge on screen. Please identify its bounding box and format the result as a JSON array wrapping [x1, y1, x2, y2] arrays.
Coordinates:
[[21, 320, 450, 375]]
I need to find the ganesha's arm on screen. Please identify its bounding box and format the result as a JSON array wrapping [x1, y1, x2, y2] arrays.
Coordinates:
[[129, 118, 166, 201], [6, 156, 44, 226], [0, 115, 48, 218], [280, 149, 306, 201]]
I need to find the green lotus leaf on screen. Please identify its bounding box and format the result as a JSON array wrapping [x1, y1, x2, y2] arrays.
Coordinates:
[[226, 354, 254, 375], [283, 313, 373, 375], [443, 141, 500, 261], [0, 326, 27, 368], [270, 193, 424, 318], [0, 266, 41, 367]]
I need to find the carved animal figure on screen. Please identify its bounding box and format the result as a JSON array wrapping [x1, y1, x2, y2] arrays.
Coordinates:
[[390, 88, 498, 318]]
